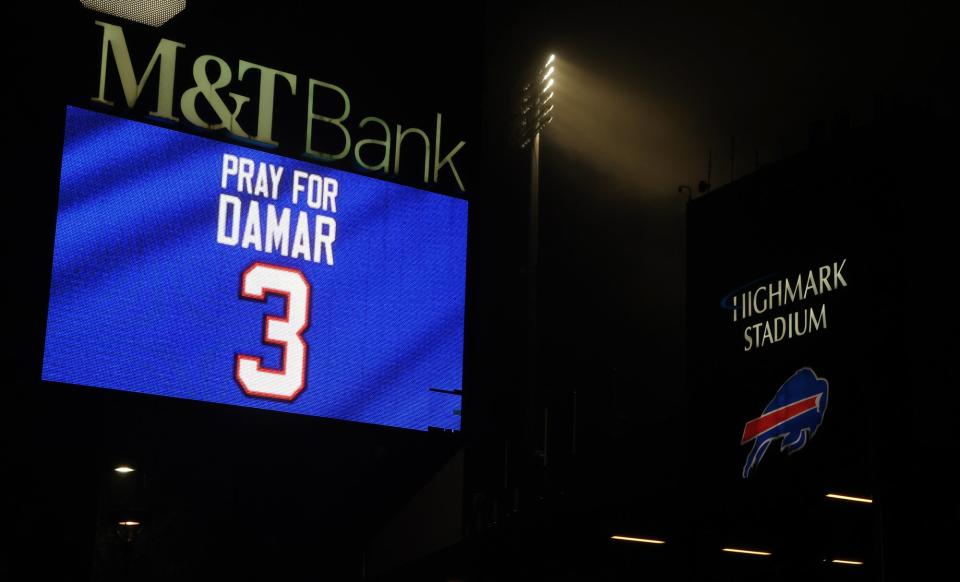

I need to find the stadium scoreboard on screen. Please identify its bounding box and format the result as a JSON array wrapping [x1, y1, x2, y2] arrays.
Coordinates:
[[42, 106, 468, 431]]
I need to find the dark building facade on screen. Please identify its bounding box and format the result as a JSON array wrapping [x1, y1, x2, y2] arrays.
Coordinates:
[[687, 115, 959, 582]]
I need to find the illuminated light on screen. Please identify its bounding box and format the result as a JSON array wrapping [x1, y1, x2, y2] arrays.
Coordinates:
[[546, 54, 556, 66], [81, 0, 187, 27], [114, 466, 135, 474], [543, 92, 554, 105], [543, 78, 554, 93], [826, 493, 873, 504], [118, 520, 140, 526], [541, 104, 555, 117], [722, 548, 772, 556], [610, 535, 666, 545], [542, 66, 555, 82], [832, 559, 864, 566]]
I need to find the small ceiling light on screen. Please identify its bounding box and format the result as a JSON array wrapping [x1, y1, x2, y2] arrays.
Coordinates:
[[546, 54, 556, 67], [117, 520, 140, 526], [722, 547, 772, 556], [611, 535, 666, 544], [831, 559, 864, 566], [80, 1, 187, 28], [542, 78, 554, 93], [542, 66, 555, 82], [826, 493, 873, 504], [114, 466, 135, 474]]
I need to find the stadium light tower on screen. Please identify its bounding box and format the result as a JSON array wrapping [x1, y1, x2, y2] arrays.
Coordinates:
[[520, 54, 556, 151], [518, 52, 557, 274], [519, 54, 556, 472]]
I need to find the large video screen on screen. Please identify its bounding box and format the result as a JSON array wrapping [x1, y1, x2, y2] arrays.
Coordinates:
[[42, 106, 467, 431]]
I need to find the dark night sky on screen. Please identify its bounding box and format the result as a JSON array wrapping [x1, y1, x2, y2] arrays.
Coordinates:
[[487, 0, 956, 377]]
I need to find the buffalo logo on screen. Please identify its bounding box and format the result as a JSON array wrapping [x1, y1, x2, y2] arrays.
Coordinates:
[[741, 367, 828, 478]]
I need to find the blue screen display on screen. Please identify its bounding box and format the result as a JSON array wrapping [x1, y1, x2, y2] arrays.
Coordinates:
[[43, 106, 467, 431]]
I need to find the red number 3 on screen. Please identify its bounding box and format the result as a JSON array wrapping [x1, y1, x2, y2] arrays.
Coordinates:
[[235, 262, 311, 401]]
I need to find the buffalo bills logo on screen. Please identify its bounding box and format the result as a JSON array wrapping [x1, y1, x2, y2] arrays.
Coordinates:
[[741, 367, 828, 478]]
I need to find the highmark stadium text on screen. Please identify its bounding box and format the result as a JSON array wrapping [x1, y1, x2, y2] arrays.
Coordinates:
[[42, 106, 468, 431], [726, 260, 848, 352]]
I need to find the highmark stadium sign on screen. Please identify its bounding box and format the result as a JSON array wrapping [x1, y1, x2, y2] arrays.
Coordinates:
[[42, 106, 467, 431], [90, 20, 468, 193], [723, 259, 848, 352]]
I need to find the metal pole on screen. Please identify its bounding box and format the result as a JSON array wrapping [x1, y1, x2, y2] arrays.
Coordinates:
[[529, 131, 540, 270], [528, 130, 542, 469]]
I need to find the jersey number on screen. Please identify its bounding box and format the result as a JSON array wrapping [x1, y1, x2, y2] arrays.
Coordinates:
[[235, 262, 311, 401]]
